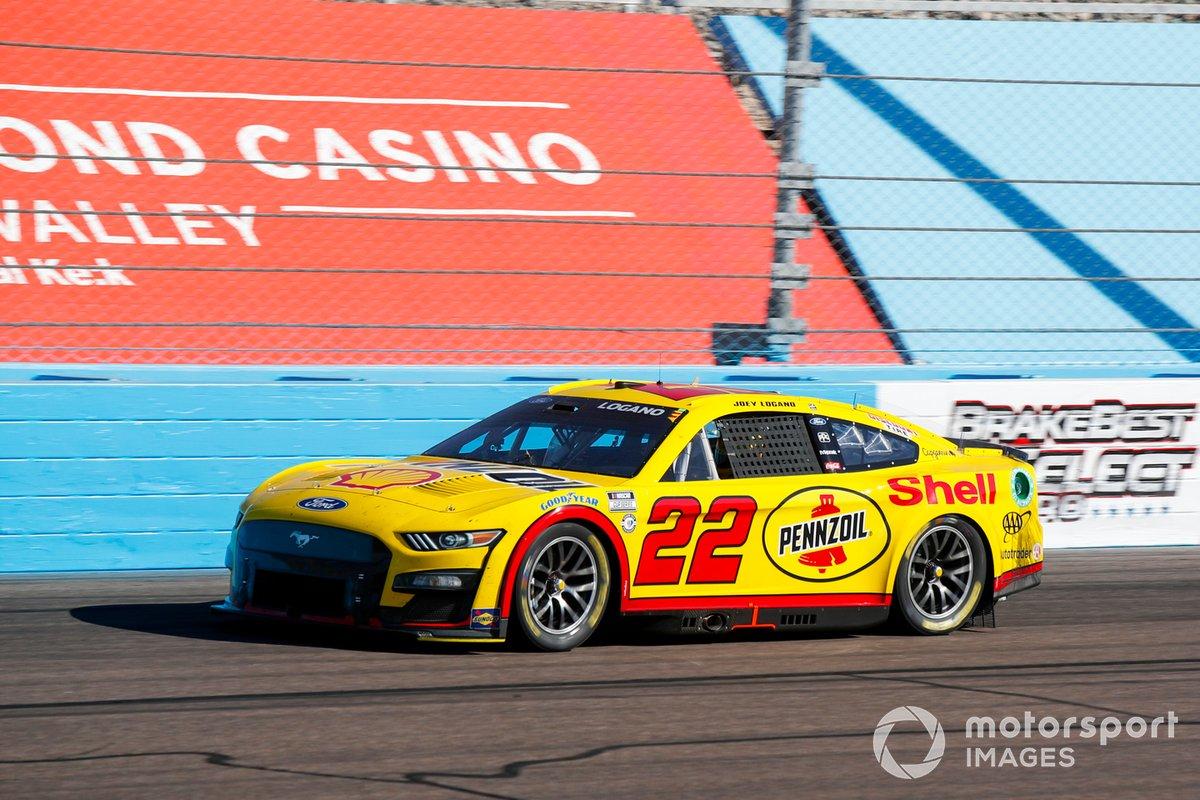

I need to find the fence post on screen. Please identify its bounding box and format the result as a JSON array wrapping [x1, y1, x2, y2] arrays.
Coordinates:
[[768, 0, 823, 355]]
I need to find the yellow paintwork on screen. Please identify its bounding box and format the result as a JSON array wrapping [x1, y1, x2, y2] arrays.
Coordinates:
[[232, 381, 1043, 638]]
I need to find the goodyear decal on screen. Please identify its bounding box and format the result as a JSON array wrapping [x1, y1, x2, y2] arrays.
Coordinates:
[[539, 492, 600, 512], [762, 487, 891, 582]]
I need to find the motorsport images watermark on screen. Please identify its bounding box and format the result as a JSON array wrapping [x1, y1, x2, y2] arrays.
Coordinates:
[[873, 705, 1179, 778]]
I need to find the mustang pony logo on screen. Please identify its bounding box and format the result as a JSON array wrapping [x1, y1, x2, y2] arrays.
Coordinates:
[[331, 467, 442, 490], [290, 531, 319, 549]]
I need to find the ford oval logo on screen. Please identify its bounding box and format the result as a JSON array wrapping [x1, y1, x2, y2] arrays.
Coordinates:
[[297, 497, 347, 511]]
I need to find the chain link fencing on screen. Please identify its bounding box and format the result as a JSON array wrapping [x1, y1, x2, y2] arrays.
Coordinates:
[[1, 0, 1197, 367]]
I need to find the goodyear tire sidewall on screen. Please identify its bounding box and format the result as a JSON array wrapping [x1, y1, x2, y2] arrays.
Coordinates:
[[895, 515, 986, 635], [514, 523, 611, 651]]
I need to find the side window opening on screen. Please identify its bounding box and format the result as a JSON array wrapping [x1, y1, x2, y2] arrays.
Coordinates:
[[663, 430, 719, 482], [829, 419, 918, 471]]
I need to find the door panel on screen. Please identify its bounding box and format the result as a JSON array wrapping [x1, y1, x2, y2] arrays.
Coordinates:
[[626, 474, 896, 600]]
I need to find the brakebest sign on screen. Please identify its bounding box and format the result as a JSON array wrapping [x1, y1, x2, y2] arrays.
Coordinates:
[[0, 0, 779, 363], [876, 379, 1200, 548]]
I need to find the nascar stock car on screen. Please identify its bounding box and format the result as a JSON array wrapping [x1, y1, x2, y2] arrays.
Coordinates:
[[213, 380, 1044, 651]]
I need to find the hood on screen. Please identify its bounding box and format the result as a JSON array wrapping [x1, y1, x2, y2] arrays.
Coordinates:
[[259, 455, 615, 515]]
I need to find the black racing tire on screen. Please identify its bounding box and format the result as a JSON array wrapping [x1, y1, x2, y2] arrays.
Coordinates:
[[891, 515, 987, 635], [510, 523, 611, 652]]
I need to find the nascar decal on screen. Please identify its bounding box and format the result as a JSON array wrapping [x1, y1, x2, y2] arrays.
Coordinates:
[[331, 467, 442, 490], [416, 459, 592, 491], [762, 487, 891, 582], [607, 490, 637, 512]]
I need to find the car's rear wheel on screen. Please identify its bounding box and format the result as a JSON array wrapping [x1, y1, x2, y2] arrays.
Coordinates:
[[892, 516, 986, 634], [511, 523, 610, 651]]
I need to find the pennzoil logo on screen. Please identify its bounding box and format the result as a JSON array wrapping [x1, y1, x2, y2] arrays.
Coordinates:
[[763, 487, 891, 582]]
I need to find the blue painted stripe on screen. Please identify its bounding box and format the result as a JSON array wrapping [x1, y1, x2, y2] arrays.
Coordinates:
[[0, 531, 231, 572], [0, 419, 468, 459], [1, 495, 240, 536], [810, 35, 1200, 363], [0, 383, 545, 421], [0, 456, 338, 497]]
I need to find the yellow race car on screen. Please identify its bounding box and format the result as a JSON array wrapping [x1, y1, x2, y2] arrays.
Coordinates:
[[214, 380, 1043, 650]]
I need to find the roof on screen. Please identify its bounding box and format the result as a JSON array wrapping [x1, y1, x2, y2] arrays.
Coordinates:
[[547, 378, 933, 444], [548, 379, 778, 407]]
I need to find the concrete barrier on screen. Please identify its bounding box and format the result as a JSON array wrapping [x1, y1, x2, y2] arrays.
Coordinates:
[[1, 365, 1194, 571]]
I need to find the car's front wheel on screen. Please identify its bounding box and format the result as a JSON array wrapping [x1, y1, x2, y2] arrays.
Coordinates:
[[511, 523, 611, 651], [892, 516, 986, 634]]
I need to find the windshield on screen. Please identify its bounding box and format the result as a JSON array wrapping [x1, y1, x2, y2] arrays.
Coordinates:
[[424, 395, 680, 478]]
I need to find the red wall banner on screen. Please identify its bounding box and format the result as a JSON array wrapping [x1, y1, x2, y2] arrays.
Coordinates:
[[0, 0, 897, 364]]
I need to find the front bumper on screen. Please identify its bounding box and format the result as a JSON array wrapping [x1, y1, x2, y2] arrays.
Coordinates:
[[217, 519, 506, 641]]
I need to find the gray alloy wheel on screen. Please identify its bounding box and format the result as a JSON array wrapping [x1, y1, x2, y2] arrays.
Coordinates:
[[893, 516, 987, 635], [513, 524, 610, 651], [529, 535, 599, 634]]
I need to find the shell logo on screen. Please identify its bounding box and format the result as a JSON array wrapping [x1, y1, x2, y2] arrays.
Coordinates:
[[330, 467, 442, 490], [762, 487, 892, 582]]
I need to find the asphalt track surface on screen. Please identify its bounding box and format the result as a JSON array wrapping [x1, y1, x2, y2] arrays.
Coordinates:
[[1, 548, 1197, 800]]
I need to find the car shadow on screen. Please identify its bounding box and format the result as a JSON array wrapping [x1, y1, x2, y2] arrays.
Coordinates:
[[69, 602, 487, 655], [69, 601, 883, 654]]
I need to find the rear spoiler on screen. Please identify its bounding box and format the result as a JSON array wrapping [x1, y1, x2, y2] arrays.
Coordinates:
[[952, 438, 1032, 463]]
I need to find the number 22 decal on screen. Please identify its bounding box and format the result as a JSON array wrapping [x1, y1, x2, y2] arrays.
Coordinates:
[[633, 496, 758, 586]]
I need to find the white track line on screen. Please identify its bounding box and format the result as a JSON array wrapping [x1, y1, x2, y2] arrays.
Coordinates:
[[280, 205, 637, 218], [0, 82, 569, 109]]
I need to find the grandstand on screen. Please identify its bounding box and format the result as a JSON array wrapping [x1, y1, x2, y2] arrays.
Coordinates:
[[715, 12, 1200, 366], [4, 0, 1198, 366]]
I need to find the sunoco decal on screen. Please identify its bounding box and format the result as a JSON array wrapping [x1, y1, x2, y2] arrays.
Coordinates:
[[763, 487, 891, 582], [470, 608, 499, 630]]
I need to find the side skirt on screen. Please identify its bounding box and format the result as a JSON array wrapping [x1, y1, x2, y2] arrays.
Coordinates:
[[626, 605, 891, 634]]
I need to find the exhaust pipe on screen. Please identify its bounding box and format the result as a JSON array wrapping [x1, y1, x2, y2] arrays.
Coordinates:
[[699, 613, 728, 634]]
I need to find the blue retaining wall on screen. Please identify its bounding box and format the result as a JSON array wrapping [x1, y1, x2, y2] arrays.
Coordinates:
[[3, 364, 1196, 572]]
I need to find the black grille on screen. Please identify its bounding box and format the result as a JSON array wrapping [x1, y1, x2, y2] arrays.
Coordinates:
[[383, 591, 473, 624], [717, 413, 822, 478], [252, 570, 347, 617], [234, 520, 393, 623]]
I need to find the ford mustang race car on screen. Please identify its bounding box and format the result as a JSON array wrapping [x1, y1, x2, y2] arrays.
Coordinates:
[[214, 380, 1043, 650]]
